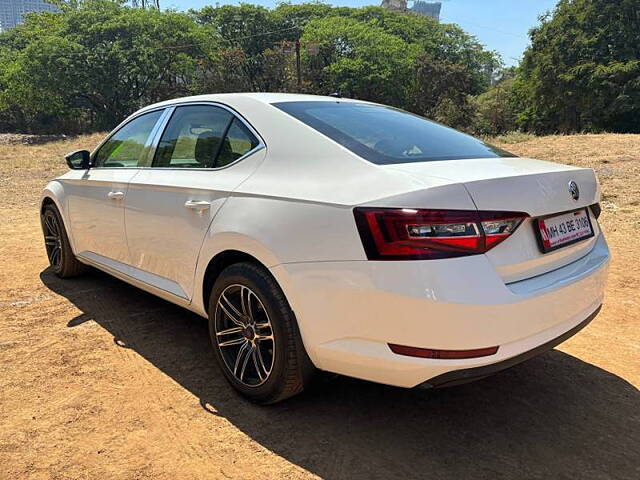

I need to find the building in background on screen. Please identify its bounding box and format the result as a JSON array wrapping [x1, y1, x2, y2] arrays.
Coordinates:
[[411, 1, 441, 20], [131, 1, 160, 8], [0, 0, 58, 32], [380, 0, 442, 21]]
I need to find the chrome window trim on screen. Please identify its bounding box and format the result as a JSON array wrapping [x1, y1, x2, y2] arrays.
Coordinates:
[[89, 100, 266, 172]]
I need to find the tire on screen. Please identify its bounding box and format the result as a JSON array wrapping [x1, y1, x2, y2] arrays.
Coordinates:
[[207, 262, 315, 404], [41, 204, 86, 278]]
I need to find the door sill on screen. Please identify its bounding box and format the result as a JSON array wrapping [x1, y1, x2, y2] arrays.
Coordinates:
[[77, 251, 189, 303]]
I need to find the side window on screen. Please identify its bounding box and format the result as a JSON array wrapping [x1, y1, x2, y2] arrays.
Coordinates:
[[153, 105, 233, 168], [152, 105, 261, 168], [216, 118, 260, 167], [94, 110, 163, 168]]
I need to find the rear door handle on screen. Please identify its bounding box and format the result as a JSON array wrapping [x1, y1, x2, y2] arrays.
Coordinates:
[[184, 200, 211, 213], [108, 191, 125, 200]]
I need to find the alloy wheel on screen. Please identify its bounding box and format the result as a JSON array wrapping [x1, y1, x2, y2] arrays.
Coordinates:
[[43, 211, 62, 269], [214, 284, 275, 387]]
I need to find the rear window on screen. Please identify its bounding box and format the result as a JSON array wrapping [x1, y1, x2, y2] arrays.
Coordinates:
[[272, 101, 515, 165]]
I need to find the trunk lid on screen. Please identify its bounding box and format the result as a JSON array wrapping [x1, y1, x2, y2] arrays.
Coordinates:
[[382, 157, 601, 283]]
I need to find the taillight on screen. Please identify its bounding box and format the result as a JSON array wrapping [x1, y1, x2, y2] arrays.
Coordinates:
[[353, 207, 528, 260]]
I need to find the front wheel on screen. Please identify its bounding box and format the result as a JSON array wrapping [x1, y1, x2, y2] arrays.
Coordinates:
[[41, 204, 86, 278], [208, 262, 314, 404]]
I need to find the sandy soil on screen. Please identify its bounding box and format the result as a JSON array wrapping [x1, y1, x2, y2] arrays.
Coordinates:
[[0, 133, 638, 479]]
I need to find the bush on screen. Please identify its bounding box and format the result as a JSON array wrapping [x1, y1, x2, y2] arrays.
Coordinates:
[[471, 77, 518, 135]]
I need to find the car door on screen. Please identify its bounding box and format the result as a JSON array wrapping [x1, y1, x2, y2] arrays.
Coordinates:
[[65, 109, 166, 268], [124, 103, 265, 301]]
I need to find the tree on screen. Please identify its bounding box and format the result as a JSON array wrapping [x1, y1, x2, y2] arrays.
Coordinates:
[[193, 4, 501, 128], [0, 0, 216, 132], [410, 53, 478, 130], [192, 4, 278, 91], [469, 68, 518, 135], [515, 0, 640, 133], [298, 7, 500, 129], [0, 2, 502, 133], [301, 16, 418, 105]]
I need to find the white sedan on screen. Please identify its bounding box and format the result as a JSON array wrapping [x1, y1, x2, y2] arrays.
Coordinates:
[[41, 93, 609, 403]]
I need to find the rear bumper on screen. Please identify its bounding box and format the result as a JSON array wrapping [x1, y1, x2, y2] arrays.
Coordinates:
[[418, 304, 601, 389], [271, 233, 610, 388]]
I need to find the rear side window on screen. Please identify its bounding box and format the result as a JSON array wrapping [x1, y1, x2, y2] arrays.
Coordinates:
[[94, 110, 163, 167], [272, 101, 515, 164], [153, 105, 260, 168], [218, 118, 260, 167]]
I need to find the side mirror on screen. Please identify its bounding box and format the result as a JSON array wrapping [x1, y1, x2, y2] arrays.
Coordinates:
[[65, 150, 91, 170]]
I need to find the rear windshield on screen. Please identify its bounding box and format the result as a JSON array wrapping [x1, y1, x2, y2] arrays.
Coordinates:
[[272, 101, 516, 165]]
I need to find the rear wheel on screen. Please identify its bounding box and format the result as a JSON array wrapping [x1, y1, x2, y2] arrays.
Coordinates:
[[208, 262, 314, 404], [41, 204, 86, 278]]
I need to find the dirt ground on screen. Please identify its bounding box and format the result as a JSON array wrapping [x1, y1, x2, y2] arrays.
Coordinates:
[[0, 133, 638, 479]]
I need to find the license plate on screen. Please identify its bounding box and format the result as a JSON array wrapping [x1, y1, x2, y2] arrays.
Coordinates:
[[535, 208, 594, 253]]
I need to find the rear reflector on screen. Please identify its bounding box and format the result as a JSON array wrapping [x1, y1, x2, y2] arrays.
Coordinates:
[[389, 344, 499, 359], [354, 207, 528, 260]]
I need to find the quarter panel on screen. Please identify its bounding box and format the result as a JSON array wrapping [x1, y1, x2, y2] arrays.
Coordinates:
[[190, 194, 366, 315], [208, 195, 366, 264]]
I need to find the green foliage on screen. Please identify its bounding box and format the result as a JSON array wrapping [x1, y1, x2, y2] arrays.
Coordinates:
[[471, 76, 518, 135], [301, 16, 417, 105], [196, 4, 502, 130], [514, 0, 640, 134], [0, 1, 501, 133], [2, 0, 638, 135], [0, 0, 216, 132]]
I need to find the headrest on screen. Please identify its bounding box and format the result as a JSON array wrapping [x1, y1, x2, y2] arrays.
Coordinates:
[[194, 130, 221, 167], [215, 137, 235, 167]]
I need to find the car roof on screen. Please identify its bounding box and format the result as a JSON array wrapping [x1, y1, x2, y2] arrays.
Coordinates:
[[138, 92, 364, 114]]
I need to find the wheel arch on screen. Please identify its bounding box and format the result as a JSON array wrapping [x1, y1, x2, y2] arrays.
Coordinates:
[[40, 195, 57, 214], [40, 185, 64, 215], [201, 249, 274, 315], [40, 183, 77, 254], [197, 246, 318, 374]]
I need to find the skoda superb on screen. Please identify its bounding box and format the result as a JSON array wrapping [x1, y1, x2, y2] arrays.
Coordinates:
[[40, 93, 609, 403]]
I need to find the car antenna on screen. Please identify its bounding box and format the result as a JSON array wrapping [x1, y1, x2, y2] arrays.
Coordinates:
[[329, 90, 342, 98]]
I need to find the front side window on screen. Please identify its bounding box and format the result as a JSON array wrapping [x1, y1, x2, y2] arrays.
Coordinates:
[[272, 101, 515, 164], [152, 105, 260, 169], [94, 110, 163, 167]]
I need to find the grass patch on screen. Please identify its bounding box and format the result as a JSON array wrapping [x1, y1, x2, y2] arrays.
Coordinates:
[[488, 131, 537, 144], [0, 133, 106, 170]]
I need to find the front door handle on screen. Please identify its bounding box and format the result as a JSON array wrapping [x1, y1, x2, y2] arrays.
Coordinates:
[[108, 191, 125, 200], [184, 200, 211, 213]]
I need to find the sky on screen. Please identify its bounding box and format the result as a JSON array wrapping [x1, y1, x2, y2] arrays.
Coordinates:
[[164, 0, 559, 67]]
